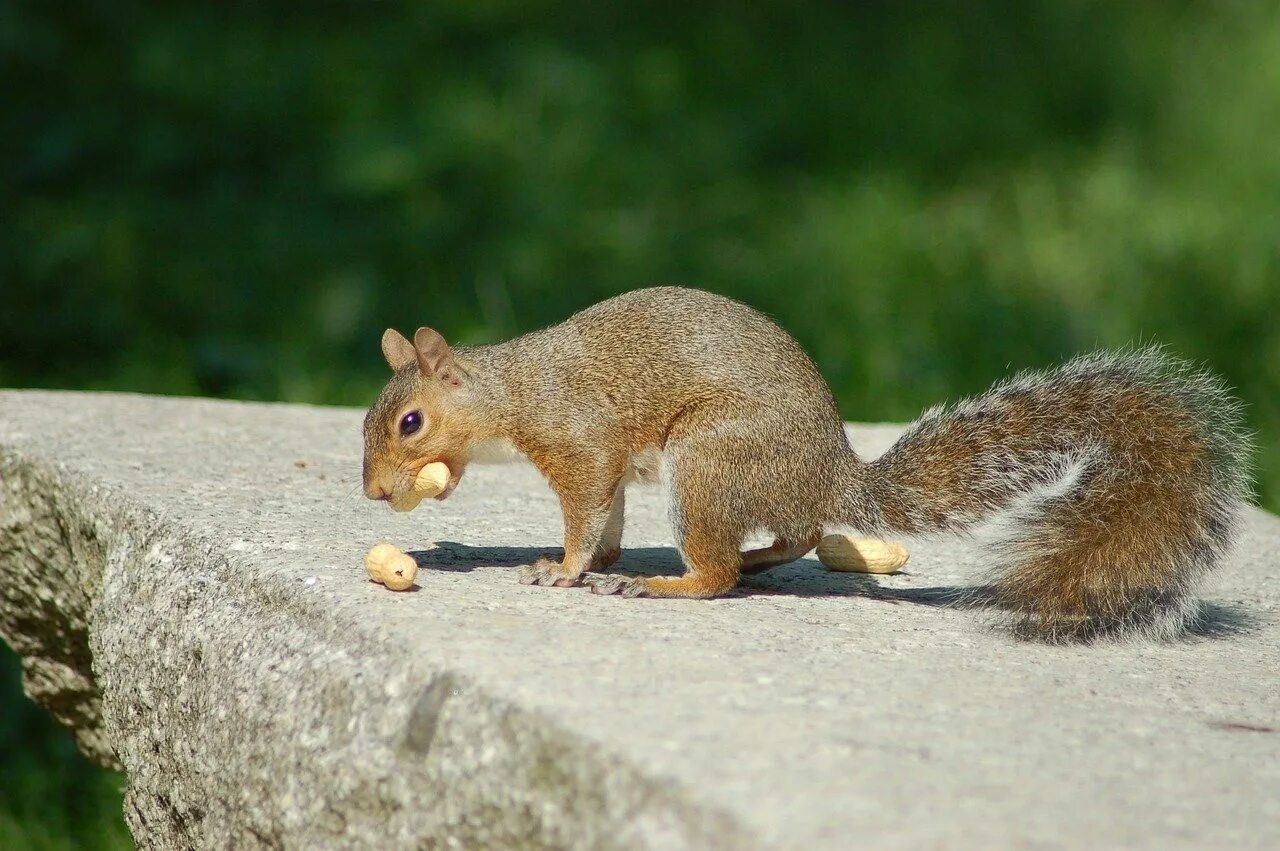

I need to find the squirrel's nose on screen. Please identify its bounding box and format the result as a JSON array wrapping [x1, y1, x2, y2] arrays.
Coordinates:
[[362, 460, 390, 500]]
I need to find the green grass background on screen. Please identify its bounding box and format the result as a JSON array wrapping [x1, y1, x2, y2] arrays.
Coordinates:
[[2, 2, 1277, 846]]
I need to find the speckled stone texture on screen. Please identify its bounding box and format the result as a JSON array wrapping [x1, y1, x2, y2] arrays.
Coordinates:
[[1, 389, 1277, 850]]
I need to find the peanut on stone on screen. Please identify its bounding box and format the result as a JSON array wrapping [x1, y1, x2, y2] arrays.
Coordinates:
[[364, 543, 419, 590], [381, 552, 419, 591], [364, 543, 402, 582], [816, 535, 909, 574]]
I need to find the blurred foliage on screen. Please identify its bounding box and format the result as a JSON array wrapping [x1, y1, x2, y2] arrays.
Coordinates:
[[0, 646, 131, 849], [2, 1, 1279, 845]]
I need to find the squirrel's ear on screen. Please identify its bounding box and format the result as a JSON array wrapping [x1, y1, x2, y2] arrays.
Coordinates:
[[413, 327, 463, 387], [380, 329, 416, 372]]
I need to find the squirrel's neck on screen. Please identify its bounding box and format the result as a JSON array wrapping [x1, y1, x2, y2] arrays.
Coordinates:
[[450, 338, 540, 442]]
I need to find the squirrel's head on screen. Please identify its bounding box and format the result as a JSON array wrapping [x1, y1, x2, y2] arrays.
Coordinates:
[[362, 327, 479, 505]]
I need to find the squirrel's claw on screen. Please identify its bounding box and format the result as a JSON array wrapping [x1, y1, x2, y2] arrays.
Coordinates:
[[590, 574, 648, 597], [518, 559, 582, 588]]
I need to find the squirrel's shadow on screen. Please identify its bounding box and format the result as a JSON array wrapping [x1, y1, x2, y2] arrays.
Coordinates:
[[409, 542, 1254, 640]]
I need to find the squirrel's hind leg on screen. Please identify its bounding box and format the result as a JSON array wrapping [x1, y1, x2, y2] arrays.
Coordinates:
[[592, 523, 741, 598], [593, 427, 752, 598]]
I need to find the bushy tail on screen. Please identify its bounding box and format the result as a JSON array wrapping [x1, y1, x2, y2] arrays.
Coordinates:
[[860, 347, 1252, 642]]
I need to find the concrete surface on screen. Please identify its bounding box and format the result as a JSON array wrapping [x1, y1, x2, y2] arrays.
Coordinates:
[[0, 389, 1277, 850]]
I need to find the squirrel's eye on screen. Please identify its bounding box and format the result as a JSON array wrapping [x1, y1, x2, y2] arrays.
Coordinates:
[[398, 411, 424, 437]]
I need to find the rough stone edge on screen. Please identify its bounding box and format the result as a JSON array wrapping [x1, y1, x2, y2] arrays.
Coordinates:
[[0, 447, 757, 850], [0, 448, 116, 765]]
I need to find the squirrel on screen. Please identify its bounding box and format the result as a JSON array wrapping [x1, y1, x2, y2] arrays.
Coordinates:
[[362, 286, 1251, 642]]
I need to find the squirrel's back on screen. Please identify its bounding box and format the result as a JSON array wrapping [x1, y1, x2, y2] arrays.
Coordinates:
[[566, 287, 837, 408], [501, 286, 851, 456]]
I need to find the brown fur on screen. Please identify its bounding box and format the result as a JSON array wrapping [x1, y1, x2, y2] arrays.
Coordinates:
[[363, 287, 1251, 642]]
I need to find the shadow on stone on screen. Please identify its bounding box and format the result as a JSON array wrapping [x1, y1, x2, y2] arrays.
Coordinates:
[[1185, 602, 1258, 639], [409, 543, 1257, 640]]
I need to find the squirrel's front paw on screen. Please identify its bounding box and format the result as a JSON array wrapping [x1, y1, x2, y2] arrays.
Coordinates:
[[589, 574, 649, 598], [518, 557, 583, 588]]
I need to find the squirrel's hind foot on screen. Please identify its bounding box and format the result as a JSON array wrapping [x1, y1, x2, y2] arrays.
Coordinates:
[[590, 572, 736, 599], [589, 574, 649, 597]]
